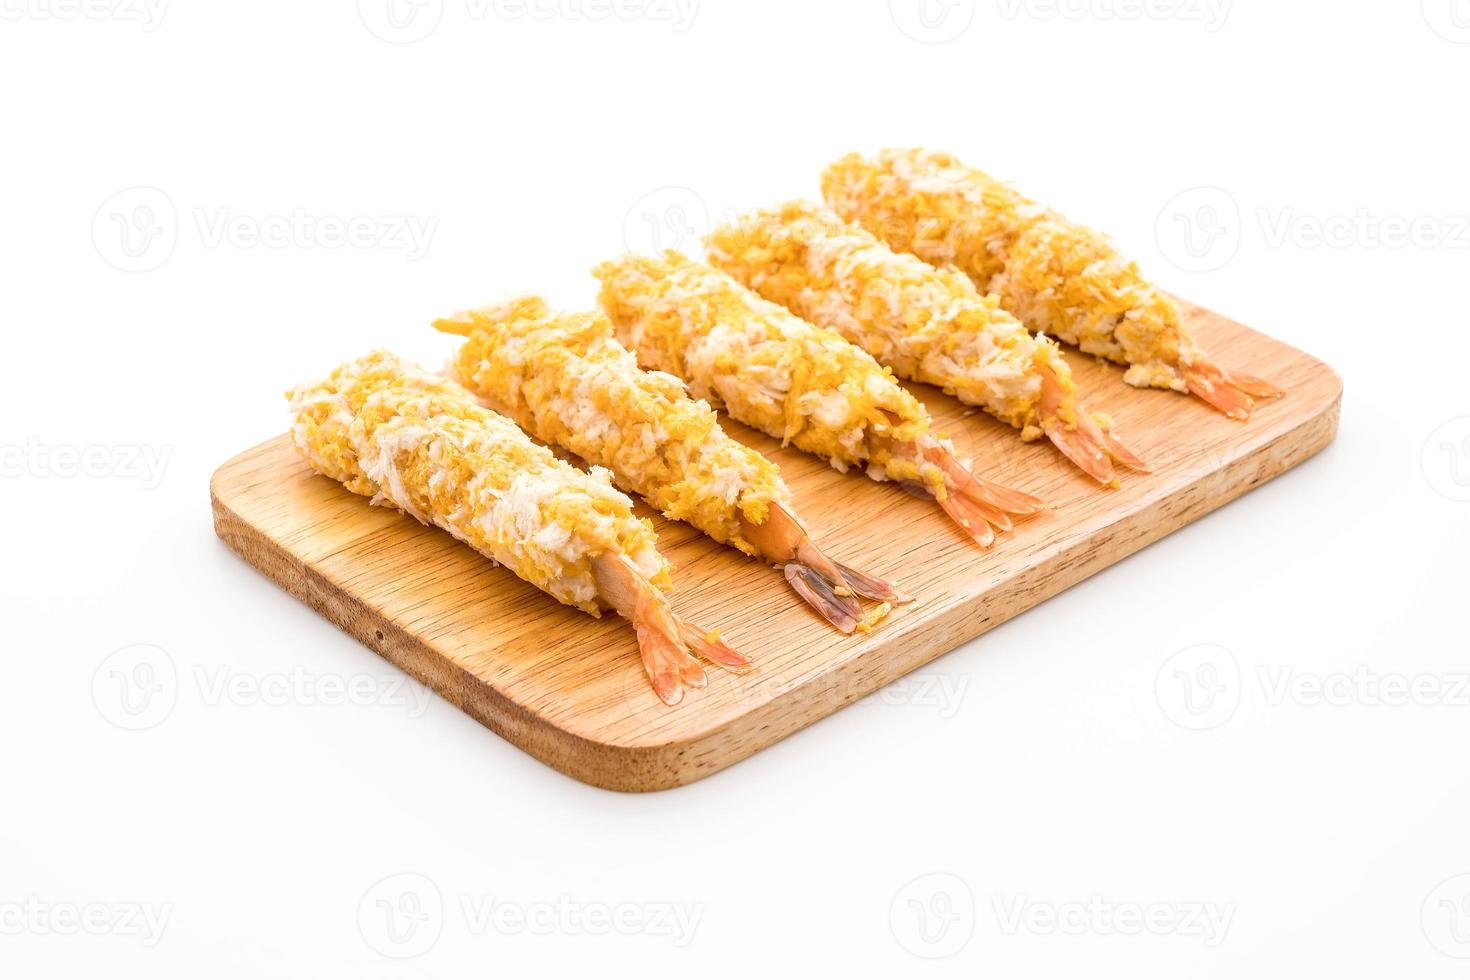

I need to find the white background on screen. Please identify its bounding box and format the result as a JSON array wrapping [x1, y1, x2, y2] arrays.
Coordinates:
[[2, 1, 1467, 976]]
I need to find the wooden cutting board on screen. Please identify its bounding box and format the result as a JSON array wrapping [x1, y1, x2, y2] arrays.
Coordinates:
[[211, 300, 1340, 791]]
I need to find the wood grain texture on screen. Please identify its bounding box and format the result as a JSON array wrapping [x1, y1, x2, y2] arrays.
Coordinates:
[[210, 300, 1341, 792]]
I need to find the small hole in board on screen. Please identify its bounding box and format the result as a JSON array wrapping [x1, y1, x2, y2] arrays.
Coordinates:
[[374, 629, 385, 642]]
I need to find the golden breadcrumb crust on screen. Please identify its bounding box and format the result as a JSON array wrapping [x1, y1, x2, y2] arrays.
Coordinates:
[[705, 201, 1084, 437], [595, 251, 950, 496], [440, 297, 790, 557], [822, 148, 1195, 392], [287, 350, 666, 614]]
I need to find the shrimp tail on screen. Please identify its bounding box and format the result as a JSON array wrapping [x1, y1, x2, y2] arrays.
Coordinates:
[[931, 488, 998, 548], [784, 562, 864, 634], [1079, 412, 1150, 474], [1227, 373, 1286, 399], [899, 440, 1040, 549], [832, 561, 911, 604], [1038, 360, 1149, 486], [922, 443, 1045, 517], [899, 441, 1042, 546], [1181, 357, 1285, 421], [741, 502, 905, 633], [593, 552, 711, 706], [1043, 420, 1116, 485], [675, 618, 752, 674], [634, 617, 708, 706]]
